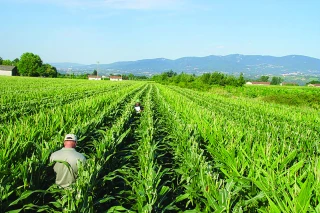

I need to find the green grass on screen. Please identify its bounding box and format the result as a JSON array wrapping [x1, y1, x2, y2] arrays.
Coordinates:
[[208, 85, 320, 109]]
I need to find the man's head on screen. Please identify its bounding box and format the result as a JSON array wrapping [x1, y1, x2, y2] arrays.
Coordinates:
[[64, 134, 77, 148]]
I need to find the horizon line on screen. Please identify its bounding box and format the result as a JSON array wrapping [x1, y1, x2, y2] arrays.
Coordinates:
[[47, 53, 320, 65]]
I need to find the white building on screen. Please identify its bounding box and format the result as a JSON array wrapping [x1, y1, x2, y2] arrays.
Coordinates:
[[0, 65, 18, 76], [109, 75, 122, 81], [246, 82, 270, 85], [88, 75, 102, 80], [308, 84, 320, 87]]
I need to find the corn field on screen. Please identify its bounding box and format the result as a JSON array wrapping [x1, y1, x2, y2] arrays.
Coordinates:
[[0, 76, 320, 213]]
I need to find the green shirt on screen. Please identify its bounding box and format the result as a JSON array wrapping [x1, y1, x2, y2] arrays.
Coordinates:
[[50, 148, 86, 188]]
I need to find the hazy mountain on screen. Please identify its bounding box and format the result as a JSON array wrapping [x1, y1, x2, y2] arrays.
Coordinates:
[[50, 54, 320, 77], [50, 62, 85, 69]]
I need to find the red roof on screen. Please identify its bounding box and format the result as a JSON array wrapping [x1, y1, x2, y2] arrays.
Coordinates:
[[109, 75, 122, 79]]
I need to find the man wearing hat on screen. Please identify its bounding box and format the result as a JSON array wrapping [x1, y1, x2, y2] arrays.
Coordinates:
[[134, 99, 143, 113], [50, 134, 86, 188]]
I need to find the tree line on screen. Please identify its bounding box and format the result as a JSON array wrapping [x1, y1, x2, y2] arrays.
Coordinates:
[[152, 70, 246, 90], [0, 53, 57, 77], [248, 76, 319, 86], [246, 75, 284, 85]]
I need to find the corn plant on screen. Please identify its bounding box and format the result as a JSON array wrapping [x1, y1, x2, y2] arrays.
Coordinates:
[[1, 76, 319, 212]]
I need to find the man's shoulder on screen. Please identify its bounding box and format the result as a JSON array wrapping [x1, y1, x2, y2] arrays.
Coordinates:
[[50, 149, 85, 163], [50, 149, 63, 158], [76, 151, 86, 158], [50, 148, 82, 157], [73, 151, 86, 161], [51, 148, 63, 154]]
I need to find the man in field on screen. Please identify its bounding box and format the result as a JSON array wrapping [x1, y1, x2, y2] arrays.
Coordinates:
[[50, 134, 86, 188], [134, 99, 143, 113]]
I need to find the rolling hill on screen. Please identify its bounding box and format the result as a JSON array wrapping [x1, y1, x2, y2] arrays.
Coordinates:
[[50, 54, 320, 77]]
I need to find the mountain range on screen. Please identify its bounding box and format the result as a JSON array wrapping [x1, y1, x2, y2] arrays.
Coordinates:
[[50, 54, 320, 77]]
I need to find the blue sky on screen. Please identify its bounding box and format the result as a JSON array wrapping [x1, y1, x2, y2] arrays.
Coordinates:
[[1, 0, 319, 64]]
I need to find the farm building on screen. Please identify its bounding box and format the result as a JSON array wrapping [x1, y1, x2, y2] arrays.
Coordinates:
[[0, 65, 18, 76], [110, 75, 122, 81], [246, 82, 270, 85], [88, 75, 102, 80], [308, 84, 320, 87]]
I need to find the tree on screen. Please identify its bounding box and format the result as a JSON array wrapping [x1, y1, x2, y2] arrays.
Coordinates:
[[179, 73, 194, 83], [237, 73, 246, 86], [92, 70, 97, 75], [200, 73, 211, 84], [38, 64, 57, 77], [0, 57, 3, 65], [18, 52, 43, 76], [128, 73, 135, 80], [258, 76, 269, 82], [2, 59, 12, 65], [306, 80, 320, 85], [12, 58, 20, 66], [136, 75, 148, 80], [270, 76, 283, 85], [210, 72, 225, 85], [165, 70, 177, 77]]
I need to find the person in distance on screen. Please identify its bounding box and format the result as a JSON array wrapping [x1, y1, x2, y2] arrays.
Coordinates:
[[134, 99, 143, 113]]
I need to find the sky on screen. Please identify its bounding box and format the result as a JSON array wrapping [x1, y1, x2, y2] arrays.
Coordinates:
[[1, 0, 319, 64]]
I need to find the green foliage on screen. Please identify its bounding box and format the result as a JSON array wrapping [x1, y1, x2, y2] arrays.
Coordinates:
[[122, 73, 148, 80], [165, 69, 177, 77], [152, 71, 246, 90], [57, 73, 89, 79], [0, 57, 20, 73], [4, 53, 57, 77], [306, 80, 320, 85], [18, 52, 43, 76], [2, 59, 12, 66], [270, 77, 283, 85], [258, 75, 269, 82], [128, 73, 135, 80], [38, 64, 58, 77], [238, 72, 246, 86], [1, 78, 319, 212], [262, 93, 320, 108], [212, 85, 320, 109], [92, 69, 97, 75], [12, 58, 19, 66]]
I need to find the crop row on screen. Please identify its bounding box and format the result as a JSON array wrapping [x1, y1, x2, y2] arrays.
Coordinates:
[[1, 82, 146, 212], [1, 79, 319, 212], [157, 84, 320, 212], [0, 79, 136, 123]]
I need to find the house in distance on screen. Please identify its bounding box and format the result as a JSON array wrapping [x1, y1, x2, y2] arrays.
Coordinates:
[[246, 82, 271, 85], [88, 75, 102, 80], [109, 75, 123, 81], [0, 65, 18, 76], [308, 84, 320, 87]]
